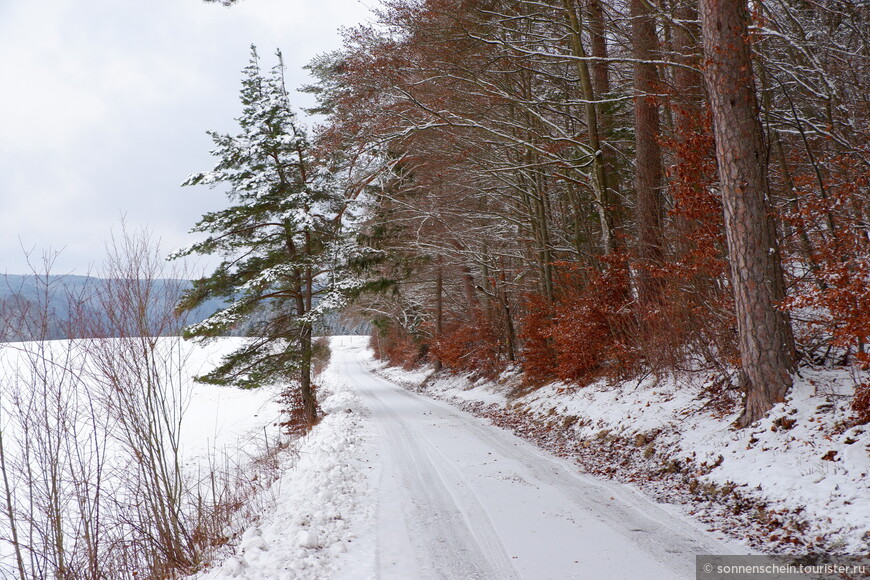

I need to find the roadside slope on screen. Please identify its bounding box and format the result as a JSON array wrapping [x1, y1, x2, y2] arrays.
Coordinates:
[[373, 357, 870, 555]]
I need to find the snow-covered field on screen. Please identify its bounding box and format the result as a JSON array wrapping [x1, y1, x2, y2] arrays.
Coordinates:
[[374, 358, 870, 555], [0, 336, 283, 468], [0, 337, 284, 578], [178, 339, 286, 463]]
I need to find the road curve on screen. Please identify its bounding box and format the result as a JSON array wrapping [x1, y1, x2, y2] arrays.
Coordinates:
[[335, 342, 739, 580]]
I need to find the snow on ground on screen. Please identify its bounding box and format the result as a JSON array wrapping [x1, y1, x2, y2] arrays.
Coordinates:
[[3, 334, 859, 576], [192, 336, 374, 579], [182, 337, 868, 578], [182, 338, 284, 463], [197, 337, 745, 580], [373, 358, 870, 555]]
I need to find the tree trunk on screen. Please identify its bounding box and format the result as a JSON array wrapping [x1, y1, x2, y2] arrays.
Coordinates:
[[299, 321, 317, 425], [499, 263, 517, 363], [699, 0, 796, 426], [672, 1, 703, 135], [587, 0, 625, 248], [563, 0, 615, 255], [434, 258, 443, 371], [586, 0, 610, 98], [631, 0, 665, 304], [301, 228, 318, 425]]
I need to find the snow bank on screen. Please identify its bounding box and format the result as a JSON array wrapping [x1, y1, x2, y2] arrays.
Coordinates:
[[192, 339, 372, 579]]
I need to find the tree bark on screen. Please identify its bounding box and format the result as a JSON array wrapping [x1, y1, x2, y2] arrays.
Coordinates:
[[631, 0, 665, 304], [301, 227, 318, 425], [563, 0, 616, 255], [434, 258, 443, 371], [672, 1, 704, 132], [587, 0, 625, 249], [699, 0, 796, 426], [299, 321, 317, 424], [586, 0, 610, 98]]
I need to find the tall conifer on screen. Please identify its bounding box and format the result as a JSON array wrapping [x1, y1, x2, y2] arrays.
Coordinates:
[[174, 46, 345, 425]]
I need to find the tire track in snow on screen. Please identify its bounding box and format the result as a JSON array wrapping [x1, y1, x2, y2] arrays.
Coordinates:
[[450, 409, 734, 570], [357, 370, 520, 580]]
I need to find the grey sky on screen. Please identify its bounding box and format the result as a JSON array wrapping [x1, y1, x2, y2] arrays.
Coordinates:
[[0, 0, 372, 275]]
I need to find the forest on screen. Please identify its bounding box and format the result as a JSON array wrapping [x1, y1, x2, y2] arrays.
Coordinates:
[[299, 0, 869, 426]]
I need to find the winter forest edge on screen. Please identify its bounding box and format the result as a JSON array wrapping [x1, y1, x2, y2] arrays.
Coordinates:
[[1, 0, 869, 577]]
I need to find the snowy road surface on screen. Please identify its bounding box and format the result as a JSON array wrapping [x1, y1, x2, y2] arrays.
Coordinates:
[[332, 340, 740, 580]]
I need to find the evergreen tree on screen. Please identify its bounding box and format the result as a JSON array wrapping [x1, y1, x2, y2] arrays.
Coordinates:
[[173, 46, 345, 425], [700, 0, 796, 426]]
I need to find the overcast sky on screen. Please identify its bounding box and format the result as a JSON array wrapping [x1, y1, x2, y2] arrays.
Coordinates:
[[0, 0, 373, 276]]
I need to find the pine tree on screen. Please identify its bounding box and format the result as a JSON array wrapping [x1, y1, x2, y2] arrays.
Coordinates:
[[173, 46, 345, 426], [700, 0, 796, 426]]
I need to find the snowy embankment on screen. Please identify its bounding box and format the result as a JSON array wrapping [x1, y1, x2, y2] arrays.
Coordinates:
[[192, 336, 373, 579], [372, 360, 870, 555]]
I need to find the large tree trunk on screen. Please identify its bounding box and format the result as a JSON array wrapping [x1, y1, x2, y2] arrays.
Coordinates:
[[700, 0, 796, 426], [586, 0, 610, 98], [299, 230, 318, 426], [631, 0, 665, 304]]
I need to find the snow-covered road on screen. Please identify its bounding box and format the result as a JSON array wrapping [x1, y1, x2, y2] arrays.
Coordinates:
[[334, 340, 739, 580]]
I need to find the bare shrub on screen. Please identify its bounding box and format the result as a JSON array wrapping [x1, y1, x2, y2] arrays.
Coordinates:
[[83, 226, 200, 573], [0, 229, 289, 578], [369, 322, 426, 369], [312, 337, 332, 377], [0, 251, 112, 579], [188, 432, 295, 564]]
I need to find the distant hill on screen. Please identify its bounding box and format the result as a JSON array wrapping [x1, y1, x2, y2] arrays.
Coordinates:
[[0, 274, 368, 341], [0, 274, 224, 341]]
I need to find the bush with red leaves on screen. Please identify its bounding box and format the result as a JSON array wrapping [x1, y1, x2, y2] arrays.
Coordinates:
[[431, 312, 505, 379], [781, 152, 869, 366], [851, 381, 870, 425], [519, 257, 638, 386], [369, 322, 425, 369], [519, 294, 557, 384], [279, 383, 319, 436]]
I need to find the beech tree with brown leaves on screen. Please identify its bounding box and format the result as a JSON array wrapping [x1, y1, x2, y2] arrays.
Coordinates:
[[303, 0, 867, 426]]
